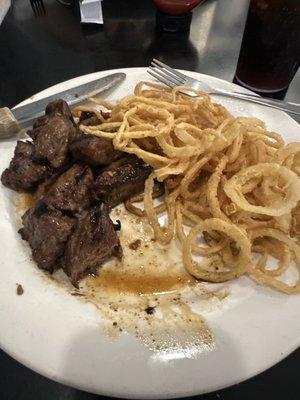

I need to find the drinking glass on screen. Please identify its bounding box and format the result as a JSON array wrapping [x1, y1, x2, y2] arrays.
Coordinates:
[[234, 0, 300, 99]]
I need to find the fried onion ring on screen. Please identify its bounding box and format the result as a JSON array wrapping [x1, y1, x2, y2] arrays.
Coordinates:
[[183, 218, 251, 282], [224, 163, 300, 216]]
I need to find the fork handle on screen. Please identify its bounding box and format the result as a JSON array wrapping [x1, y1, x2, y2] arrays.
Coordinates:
[[213, 89, 300, 117]]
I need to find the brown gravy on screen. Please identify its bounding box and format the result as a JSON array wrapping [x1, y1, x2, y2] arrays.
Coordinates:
[[88, 269, 196, 296], [17, 196, 219, 355], [22, 193, 36, 209]]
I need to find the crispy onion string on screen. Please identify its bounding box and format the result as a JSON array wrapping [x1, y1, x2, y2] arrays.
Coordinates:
[[79, 81, 300, 294], [183, 218, 251, 282]]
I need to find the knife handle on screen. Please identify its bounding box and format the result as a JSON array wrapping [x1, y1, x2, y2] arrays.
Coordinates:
[[0, 107, 20, 138]]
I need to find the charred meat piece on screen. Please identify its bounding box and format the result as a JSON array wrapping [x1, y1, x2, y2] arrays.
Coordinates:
[[63, 205, 122, 284], [43, 163, 93, 213], [31, 115, 76, 168], [19, 200, 76, 272], [66, 111, 101, 145], [1, 141, 49, 192], [46, 99, 83, 143], [35, 173, 63, 199], [34, 160, 74, 199], [93, 155, 152, 208], [79, 111, 101, 127], [71, 110, 121, 166], [70, 136, 121, 166], [28, 99, 75, 139], [79, 110, 110, 125], [14, 141, 34, 157], [46, 99, 75, 123], [28, 100, 78, 169]]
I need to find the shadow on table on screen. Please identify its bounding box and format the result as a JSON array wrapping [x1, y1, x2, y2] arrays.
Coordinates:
[[145, 28, 199, 71]]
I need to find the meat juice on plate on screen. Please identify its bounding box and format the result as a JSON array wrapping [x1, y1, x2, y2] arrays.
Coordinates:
[[76, 206, 229, 356], [15, 190, 227, 356]]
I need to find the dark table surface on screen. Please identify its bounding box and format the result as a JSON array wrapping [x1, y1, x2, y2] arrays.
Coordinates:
[[0, 0, 299, 399]]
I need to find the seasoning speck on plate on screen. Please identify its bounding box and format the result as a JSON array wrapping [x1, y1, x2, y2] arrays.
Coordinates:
[[145, 306, 155, 315], [129, 239, 141, 250], [16, 284, 24, 295]]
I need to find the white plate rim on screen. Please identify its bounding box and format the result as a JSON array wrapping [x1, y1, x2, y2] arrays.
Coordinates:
[[0, 67, 299, 399]]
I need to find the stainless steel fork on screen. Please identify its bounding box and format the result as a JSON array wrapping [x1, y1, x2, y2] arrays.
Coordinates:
[[148, 59, 300, 117], [30, 0, 46, 16]]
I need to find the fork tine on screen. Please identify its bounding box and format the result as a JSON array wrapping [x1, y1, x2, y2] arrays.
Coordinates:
[[151, 61, 185, 85], [34, 3, 39, 16], [38, 2, 43, 16], [34, 1, 41, 16], [150, 63, 184, 85], [152, 59, 187, 80], [38, 0, 44, 15], [35, 1, 41, 15], [30, 0, 36, 15], [147, 69, 175, 89], [30, 0, 45, 16], [40, 0, 46, 14], [149, 66, 182, 87]]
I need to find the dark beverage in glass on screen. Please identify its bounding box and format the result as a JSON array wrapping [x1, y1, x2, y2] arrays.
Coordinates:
[[234, 0, 300, 99]]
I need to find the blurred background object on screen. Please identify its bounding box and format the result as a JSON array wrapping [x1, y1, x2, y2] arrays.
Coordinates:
[[2, 0, 299, 109], [153, 0, 205, 32], [146, 28, 198, 70], [153, 0, 204, 15], [0, 0, 10, 24], [79, 0, 103, 24], [234, 0, 300, 99]]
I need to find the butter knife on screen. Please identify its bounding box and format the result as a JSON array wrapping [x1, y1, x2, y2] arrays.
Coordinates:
[[0, 72, 126, 138]]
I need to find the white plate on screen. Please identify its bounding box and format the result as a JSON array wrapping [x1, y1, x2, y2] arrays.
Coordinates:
[[0, 68, 299, 399]]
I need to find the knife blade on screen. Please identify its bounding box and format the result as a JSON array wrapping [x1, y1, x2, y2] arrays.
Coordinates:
[[0, 72, 126, 138]]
